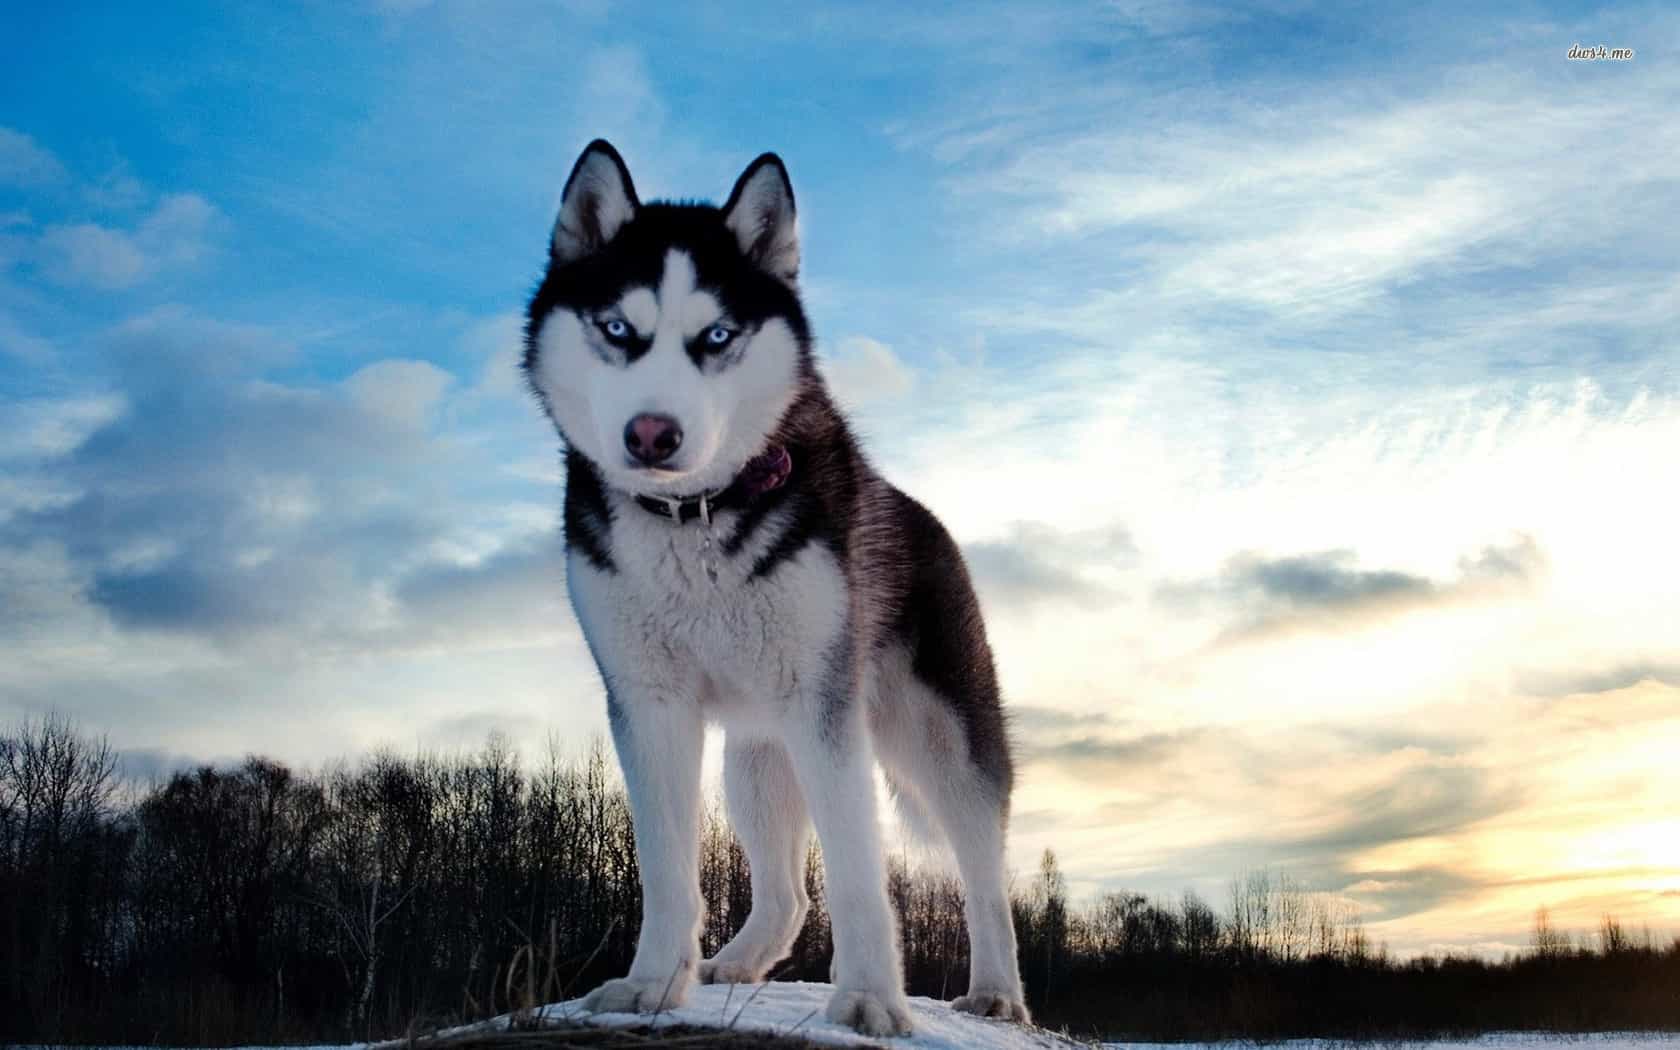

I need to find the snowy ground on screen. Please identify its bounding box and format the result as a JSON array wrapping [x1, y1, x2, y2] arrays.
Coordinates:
[[430, 981, 1680, 1050], [500, 979, 1079, 1048], [1116, 1038, 1680, 1050]]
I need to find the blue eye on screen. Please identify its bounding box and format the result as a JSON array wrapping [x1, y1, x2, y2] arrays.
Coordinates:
[[704, 325, 734, 347], [604, 319, 630, 338]]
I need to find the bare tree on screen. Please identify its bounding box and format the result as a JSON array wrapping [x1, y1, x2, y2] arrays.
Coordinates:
[[1531, 905, 1570, 959], [0, 714, 121, 1023], [1598, 913, 1629, 957], [1180, 889, 1221, 961]]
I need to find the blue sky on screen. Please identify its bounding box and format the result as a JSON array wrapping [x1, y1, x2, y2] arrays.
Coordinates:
[[3, 1, 1678, 956]]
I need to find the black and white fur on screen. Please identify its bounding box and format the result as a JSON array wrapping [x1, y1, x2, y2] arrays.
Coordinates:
[[523, 140, 1028, 1037]]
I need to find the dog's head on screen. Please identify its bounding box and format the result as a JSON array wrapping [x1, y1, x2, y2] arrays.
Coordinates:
[[523, 140, 812, 499]]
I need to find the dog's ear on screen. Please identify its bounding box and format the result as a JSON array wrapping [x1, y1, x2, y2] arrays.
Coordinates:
[[723, 153, 799, 283], [551, 139, 639, 262]]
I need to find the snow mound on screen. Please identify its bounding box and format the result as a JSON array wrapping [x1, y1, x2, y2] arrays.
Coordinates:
[[526, 980, 1080, 1048]]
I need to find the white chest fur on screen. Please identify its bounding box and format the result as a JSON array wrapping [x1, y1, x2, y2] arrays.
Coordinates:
[[566, 499, 849, 728]]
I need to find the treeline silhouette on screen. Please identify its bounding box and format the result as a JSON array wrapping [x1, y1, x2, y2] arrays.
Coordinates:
[[3, 715, 1677, 1044]]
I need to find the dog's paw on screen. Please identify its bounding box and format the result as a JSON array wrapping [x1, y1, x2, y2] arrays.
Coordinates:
[[581, 975, 690, 1015], [826, 986, 914, 1037], [697, 958, 766, 985], [952, 990, 1032, 1023]]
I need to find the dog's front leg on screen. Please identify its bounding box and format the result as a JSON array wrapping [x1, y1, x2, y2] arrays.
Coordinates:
[[782, 643, 913, 1037], [582, 685, 705, 1015]]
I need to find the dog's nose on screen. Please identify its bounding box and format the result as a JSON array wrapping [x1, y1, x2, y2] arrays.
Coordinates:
[[623, 413, 683, 465]]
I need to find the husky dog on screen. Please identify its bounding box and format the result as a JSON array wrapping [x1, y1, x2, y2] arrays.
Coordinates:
[[523, 140, 1028, 1037]]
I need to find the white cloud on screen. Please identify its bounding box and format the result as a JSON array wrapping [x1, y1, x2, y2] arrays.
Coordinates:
[[82, 167, 149, 211], [0, 127, 220, 288], [37, 193, 221, 289], [343, 359, 455, 430], [461, 311, 528, 401], [0, 127, 66, 188], [0, 476, 80, 527], [137, 193, 219, 266], [104, 305, 295, 380], [0, 312, 54, 363], [1157, 173, 1501, 314], [38, 222, 149, 288], [0, 394, 127, 461], [822, 335, 916, 407], [923, 52, 1680, 339]]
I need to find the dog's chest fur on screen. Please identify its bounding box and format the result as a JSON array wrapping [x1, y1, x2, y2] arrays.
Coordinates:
[[569, 495, 848, 726]]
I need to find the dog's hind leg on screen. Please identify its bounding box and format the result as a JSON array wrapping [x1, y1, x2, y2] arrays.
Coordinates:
[[932, 766, 1030, 1023], [699, 736, 811, 985], [874, 667, 1031, 1023]]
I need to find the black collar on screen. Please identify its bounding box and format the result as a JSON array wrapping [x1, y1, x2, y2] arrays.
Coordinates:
[[633, 445, 793, 523]]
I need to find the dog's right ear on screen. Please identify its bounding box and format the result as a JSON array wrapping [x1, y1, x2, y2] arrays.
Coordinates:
[[723, 153, 799, 283], [551, 139, 639, 262]]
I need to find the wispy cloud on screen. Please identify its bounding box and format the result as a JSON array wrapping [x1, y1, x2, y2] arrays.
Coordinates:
[[36, 193, 221, 289], [0, 127, 67, 188], [0, 312, 55, 363], [890, 18, 1680, 410], [0, 393, 127, 461], [1520, 662, 1680, 699], [1160, 535, 1544, 644], [965, 521, 1135, 611], [823, 336, 916, 409]]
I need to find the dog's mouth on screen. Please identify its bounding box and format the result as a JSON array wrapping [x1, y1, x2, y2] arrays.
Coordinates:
[[617, 457, 703, 498], [617, 444, 791, 503], [622, 459, 688, 476]]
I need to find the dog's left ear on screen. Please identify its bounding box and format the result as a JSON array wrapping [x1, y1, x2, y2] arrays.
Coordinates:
[[723, 153, 799, 283]]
